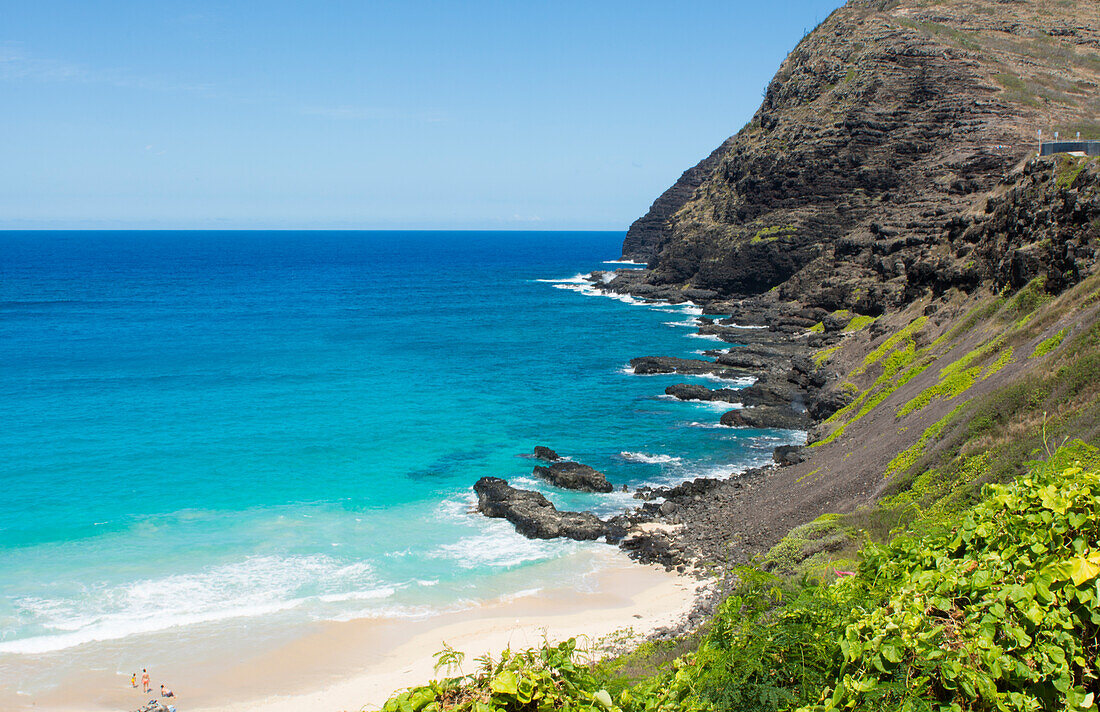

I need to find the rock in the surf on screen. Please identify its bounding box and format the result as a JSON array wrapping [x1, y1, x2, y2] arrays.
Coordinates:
[[532, 461, 613, 493], [532, 445, 560, 462], [720, 406, 810, 430], [473, 477, 607, 540]]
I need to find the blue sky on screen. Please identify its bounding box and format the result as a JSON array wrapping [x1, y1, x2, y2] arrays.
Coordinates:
[[1, 1, 843, 230]]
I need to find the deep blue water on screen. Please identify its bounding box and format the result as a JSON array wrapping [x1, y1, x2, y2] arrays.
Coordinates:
[[0, 231, 796, 655]]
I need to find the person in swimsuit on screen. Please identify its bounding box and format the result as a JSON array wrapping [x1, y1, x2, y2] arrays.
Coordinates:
[[161, 684, 175, 698], [141, 669, 150, 693], [130, 673, 137, 688]]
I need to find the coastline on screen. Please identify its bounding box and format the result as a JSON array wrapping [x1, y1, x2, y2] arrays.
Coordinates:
[[2, 548, 703, 712], [1, 260, 809, 712]]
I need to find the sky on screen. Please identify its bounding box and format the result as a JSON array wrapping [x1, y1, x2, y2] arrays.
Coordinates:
[[1, 0, 844, 230]]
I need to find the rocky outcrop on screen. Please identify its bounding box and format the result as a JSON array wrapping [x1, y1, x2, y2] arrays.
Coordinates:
[[808, 385, 857, 421], [630, 356, 743, 376], [533, 446, 560, 462], [773, 445, 806, 467], [622, 0, 1100, 313], [664, 383, 742, 403], [473, 478, 610, 541], [969, 159, 1100, 294], [721, 406, 810, 430], [533, 461, 613, 493], [621, 139, 735, 263]]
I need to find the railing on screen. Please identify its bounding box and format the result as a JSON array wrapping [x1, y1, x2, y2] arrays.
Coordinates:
[[1040, 140, 1100, 157]]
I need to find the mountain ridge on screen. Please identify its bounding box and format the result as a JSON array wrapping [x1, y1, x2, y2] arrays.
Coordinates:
[[623, 0, 1100, 314]]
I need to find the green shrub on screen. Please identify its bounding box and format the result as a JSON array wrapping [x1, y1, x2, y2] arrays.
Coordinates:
[[1032, 328, 1068, 358], [843, 315, 876, 333], [383, 639, 620, 712], [897, 366, 981, 417], [803, 444, 1100, 712]]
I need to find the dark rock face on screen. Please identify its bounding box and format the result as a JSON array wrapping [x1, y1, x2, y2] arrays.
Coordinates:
[[621, 0, 1100, 312], [808, 386, 857, 421], [533, 446, 560, 462], [532, 461, 613, 493], [473, 477, 607, 541], [630, 356, 741, 376], [969, 161, 1100, 294], [621, 139, 734, 263], [736, 380, 798, 409], [664, 383, 742, 403], [721, 407, 810, 430], [774, 445, 806, 467]]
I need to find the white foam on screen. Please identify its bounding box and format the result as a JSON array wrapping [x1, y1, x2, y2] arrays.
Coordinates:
[[659, 394, 740, 411], [697, 373, 756, 386], [0, 555, 384, 654], [618, 451, 682, 464], [317, 587, 397, 603], [433, 520, 581, 570], [535, 273, 591, 284], [664, 318, 699, 328], [619, 364, 672, 376], [685, 421, 727, 429], [601, 260, 647, 265], [689, 333, 726, 342], [539, 276, 710, 319]]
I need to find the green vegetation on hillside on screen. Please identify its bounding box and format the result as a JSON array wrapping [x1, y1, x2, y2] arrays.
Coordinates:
[[383, 445, 1100, 712]]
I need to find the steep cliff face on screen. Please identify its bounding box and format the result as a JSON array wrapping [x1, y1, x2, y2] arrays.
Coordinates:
[[626, 0, 1100, 311], [620, 139, 732, 263]]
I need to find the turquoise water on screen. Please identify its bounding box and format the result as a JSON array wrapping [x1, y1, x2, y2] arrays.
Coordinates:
[[0, 231, 796, 656]]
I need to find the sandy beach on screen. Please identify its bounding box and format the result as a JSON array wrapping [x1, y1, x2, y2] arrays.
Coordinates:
[[1, 549, 701, 712]]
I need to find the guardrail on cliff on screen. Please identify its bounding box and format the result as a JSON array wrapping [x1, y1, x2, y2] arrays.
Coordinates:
[[1040, 140, 1100, 157]]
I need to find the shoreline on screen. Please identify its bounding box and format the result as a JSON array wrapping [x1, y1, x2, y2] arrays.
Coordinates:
[[1, 549, 704, 712], [2, 263, 812, 712]]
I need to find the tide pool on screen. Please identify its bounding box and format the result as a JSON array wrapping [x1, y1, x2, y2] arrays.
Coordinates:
[[0, 231, 797, 656]]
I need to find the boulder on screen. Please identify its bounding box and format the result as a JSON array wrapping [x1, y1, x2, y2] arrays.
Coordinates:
[[473, 477, 607, 540], [721, 406, 810, 430], [533, 461, 613, 493], [629, 356, 737, 376], [773, 445, 806, 466], [664, 383, 743, 403], [808, 386, 857, 420], [533, 445, 560, 462]]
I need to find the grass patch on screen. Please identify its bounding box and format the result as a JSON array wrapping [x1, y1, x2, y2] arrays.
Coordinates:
[[981, 347, 1014, 379], [1031, 328, 1067, 358], [993, 72, 1025, 91], [897, 365, 981, 417], [842, 314, 875, 332], [853, 316, 927, 376], [750, 224, 797, 244], [1055, 155, 1088, 189], [885, 401, 969, 478]]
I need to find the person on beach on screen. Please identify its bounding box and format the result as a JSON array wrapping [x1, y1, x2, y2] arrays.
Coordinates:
[[161, 684, 175, 698], [131, 673, 137, 688], [141, 669, 150, 693]]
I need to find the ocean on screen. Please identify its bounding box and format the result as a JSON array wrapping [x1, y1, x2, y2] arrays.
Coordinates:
[[0, 231, 797, 661]]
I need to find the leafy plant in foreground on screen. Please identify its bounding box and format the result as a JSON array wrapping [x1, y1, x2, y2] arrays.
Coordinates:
[[803, 443, 1100, 712], [383, 638, 619, 712]]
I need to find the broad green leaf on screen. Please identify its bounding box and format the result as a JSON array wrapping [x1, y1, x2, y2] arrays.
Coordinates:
[[490, 671, 518, 696], [592, 690, 614, 709], [1070, 556, 1100, 587]]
